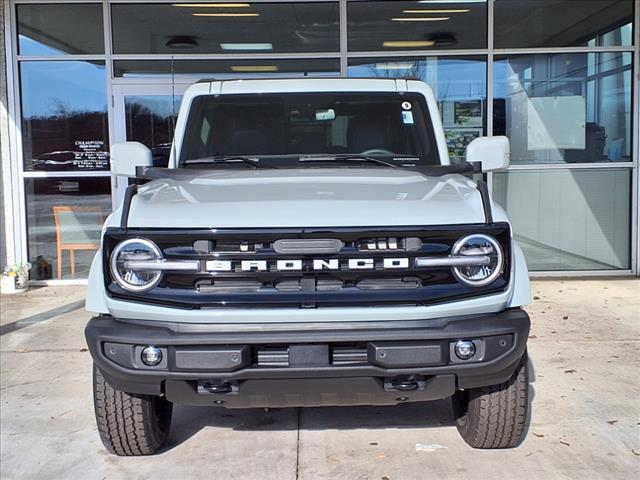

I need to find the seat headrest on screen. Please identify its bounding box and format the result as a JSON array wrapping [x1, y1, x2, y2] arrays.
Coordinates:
[[347, 116, 389, 153], [231, 129, 270, 155]]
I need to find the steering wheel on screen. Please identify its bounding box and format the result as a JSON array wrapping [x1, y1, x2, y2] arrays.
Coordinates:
[[361, 149, 394, 156]]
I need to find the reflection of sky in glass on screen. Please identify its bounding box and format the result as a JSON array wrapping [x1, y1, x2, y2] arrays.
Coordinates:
[[493, 61, 513, 100], [17, 3, 104, 56], [125, 96, 183, 119], [348, 58, 486, 101], [19, 35, 66, 56], [21, 61, 107, 117]]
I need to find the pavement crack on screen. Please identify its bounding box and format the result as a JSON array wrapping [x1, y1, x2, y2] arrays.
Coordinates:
[[1, 375, 66, 391], [0, 380, 42, 391]]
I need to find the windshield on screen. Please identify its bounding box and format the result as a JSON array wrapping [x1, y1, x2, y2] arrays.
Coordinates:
[[179, 92, 440, 168]]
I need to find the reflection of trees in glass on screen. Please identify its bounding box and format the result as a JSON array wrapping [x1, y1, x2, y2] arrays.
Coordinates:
[[364, 62, 427, 82], [49, 98, 73, 117], [125, 101, 176, 149], [23, 98, 109, 165]]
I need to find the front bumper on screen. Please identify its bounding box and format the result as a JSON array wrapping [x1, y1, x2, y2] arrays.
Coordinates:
[[85, 309, 529, 408]]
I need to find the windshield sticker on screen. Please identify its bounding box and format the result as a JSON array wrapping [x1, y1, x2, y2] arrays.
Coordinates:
[[402, 101, 412, 110], [402, 111, 414, 124]]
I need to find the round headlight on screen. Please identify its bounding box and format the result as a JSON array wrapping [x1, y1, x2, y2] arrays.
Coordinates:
[[452, 234, 504, 287], [110, 238, 163, 292]]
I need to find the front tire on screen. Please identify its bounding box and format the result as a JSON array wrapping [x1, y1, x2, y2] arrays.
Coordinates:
[[93, 365, 173, 455], [452, 353, 529, 449]]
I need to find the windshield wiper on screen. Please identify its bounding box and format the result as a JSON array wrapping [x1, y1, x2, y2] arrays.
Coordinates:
[[298, 155, 399, 168], [183, 156, 262, 169]]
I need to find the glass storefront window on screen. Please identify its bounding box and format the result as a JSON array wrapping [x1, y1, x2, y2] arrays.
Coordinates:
[[493, 169, 631, 271], [17, 3, 105, 55], [347, 0, 487, 51], [348, 56, 486, 162], [494, 53, 633, 164], [111, 3, 339, 54], [113, 59, 341, 78], [494, 0, 634, 48], [20, 61, 110, 171], [6, 1, 638, 279], [25, 177, 112, 280]]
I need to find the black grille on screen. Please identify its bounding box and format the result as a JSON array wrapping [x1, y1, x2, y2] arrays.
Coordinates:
[[254, 345, 368, 367], [104, 224, 511, 308]]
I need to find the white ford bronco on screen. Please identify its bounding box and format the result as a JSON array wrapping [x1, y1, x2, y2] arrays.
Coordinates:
[[85, 78, 531, 455]]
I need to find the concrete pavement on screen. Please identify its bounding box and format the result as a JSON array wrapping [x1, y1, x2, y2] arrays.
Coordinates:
[[1, 279, 639, 479]]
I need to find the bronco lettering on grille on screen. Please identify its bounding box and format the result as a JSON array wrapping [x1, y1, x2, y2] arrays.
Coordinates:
[[204, 258, 411, 272]]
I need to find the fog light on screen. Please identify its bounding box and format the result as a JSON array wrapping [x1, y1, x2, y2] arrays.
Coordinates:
[[454, 340, 476, 360], [141, 346, 162, 366]]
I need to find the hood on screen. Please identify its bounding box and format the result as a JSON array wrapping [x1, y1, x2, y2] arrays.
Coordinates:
[[126, 168, 487, 228]]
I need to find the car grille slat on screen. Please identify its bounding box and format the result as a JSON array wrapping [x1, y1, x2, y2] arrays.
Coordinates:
[[254, 345, 368, 367], [256, 348, 289, 367], [331, 347, 368, 365]]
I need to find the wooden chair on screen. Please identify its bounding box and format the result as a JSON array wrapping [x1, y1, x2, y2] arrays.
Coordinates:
[[53, 206, 104, 279]]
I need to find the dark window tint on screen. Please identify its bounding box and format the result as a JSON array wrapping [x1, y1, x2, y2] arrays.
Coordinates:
[[348, 56, 487, 163], [180, 93, 439, 166], [17, 4, 104, 55], [494, 0, 633, 48], [347, 0, 487, 51], [20, 61, 109, 171], [113, 59, 340, 78], [111, 3, 339, 54], [494, 53, 633, 164], [25, 177, 112, 280]]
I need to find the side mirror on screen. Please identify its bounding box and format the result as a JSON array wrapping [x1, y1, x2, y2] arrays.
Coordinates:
[[110, 142, 153, 177], [466, 136, 510, 172]]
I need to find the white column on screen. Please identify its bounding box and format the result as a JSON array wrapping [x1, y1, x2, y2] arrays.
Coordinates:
[[0, 2, 17, 269]]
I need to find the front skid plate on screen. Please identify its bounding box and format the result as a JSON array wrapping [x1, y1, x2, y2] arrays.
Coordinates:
[[164, 375, 456, 408]]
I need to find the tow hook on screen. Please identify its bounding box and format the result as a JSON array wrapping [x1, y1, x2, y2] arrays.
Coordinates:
[[203, 381, 233, 394], [391, 376, 420, 391]]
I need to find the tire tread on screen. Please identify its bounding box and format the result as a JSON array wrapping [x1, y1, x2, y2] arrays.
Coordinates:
[[454, 354, 529, 449], [93, 366, 172, 456]]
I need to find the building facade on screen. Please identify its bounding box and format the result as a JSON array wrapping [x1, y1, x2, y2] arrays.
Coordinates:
[[1, 0, 638, 283]]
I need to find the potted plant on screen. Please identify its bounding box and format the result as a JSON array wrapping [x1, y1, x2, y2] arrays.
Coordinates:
[[1, 262, 31, 294]]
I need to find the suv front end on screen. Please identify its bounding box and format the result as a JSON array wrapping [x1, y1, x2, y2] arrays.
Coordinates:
[[85, 78, 531, 455]]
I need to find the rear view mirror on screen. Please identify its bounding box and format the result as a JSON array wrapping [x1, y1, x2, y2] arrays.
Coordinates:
[[466, 136, 510, 172], [110, 142, 153, 177], [315, 109, 336, 121]]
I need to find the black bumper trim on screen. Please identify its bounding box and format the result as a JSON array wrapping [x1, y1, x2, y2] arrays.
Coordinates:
[[86, 309, 529, 401], [164, 375, 457, 408]]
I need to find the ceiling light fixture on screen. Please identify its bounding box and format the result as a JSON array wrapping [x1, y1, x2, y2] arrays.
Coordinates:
[[402, 9, 470, 13], [418, 0, 485, 3], [382, 40, 436, 48], [375, 62, 417, 70], [192, 12, 259, 16], [391, 17, 450, 22], [165, 35, 199, 48], [231, 65, 278, 72], [221, 43, 273, 51], [172, 3, 252, 7], [428, 33, 458, 47]]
